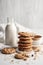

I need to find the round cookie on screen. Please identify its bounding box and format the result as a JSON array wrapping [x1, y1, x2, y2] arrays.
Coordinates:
[[15, 53, 24, 59], [18, 46, 32, 49], [1, 47, 16, 54], [18, 42, 32, 45], [19, 37, 32, 41], [32, 35, 41, 40], [18, 36, 34, 41], [18, 47, 32, 51], [32, 46, 40, 52], [18, 42, 32, 44], [34, 35, 41, 38], [18, 40, 33, 44], [18, 43, 32, 47], [19, 38, 31, 41], [18, 36, 30, 38], [15, 53, 28, 60], [18, 32, 33, 37]]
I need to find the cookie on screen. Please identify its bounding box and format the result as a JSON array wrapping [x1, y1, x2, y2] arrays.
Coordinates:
[[19, 37, 32, 41], [18, 42, 32, 44], [18, 32, 33, 37], [1, 47, 16, 54], [18, 40, 33, 44], [18, 36, 30, 38], [18, 47, 32, 51], [18, 43, 32, 47], [18, 36, 31, 38], [32, 46, 40, 52], [15, 53, 24, 59], [18, 46, 32, 49], [18, 44, 32, 48], [32, 35, 42, 40], [18, 42, 32, 45], [15, 53, 28, 60], [34, 35, 41, 38]]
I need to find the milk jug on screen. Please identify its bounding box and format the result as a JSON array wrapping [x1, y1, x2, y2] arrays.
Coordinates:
[[5, 17, 18, 47]]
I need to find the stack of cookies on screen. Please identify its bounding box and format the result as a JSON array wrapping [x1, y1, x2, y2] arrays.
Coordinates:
[[18, 32, 33, 52]]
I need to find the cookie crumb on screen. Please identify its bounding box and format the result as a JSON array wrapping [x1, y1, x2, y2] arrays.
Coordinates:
[[23, 57, 27, 61], [11, 60, 14, 62], [31, 54, 34, 57]]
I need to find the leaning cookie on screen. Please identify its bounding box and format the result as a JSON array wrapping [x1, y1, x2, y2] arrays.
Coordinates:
[[1, 47, 16, 54]]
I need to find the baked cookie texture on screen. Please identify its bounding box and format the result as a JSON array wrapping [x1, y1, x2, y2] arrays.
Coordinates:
[[18, 32, 33, 52], [1, 47, 16, 54]]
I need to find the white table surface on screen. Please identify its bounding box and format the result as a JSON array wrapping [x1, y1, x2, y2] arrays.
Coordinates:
[[0, 43, 43, 65]]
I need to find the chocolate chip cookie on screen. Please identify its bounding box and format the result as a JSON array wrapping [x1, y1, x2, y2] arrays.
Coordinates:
[[18, 32, 33, 37], [1, 47, 16, 54]]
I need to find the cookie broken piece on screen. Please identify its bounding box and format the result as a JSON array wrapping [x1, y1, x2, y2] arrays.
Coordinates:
[[1, 47, 16, 54]]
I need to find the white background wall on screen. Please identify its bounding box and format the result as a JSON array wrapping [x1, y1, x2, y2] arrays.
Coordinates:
[[0, 0, 43, 34]]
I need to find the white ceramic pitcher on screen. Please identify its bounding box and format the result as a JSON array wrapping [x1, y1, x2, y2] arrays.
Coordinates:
[[5, 17, 18, 47]]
